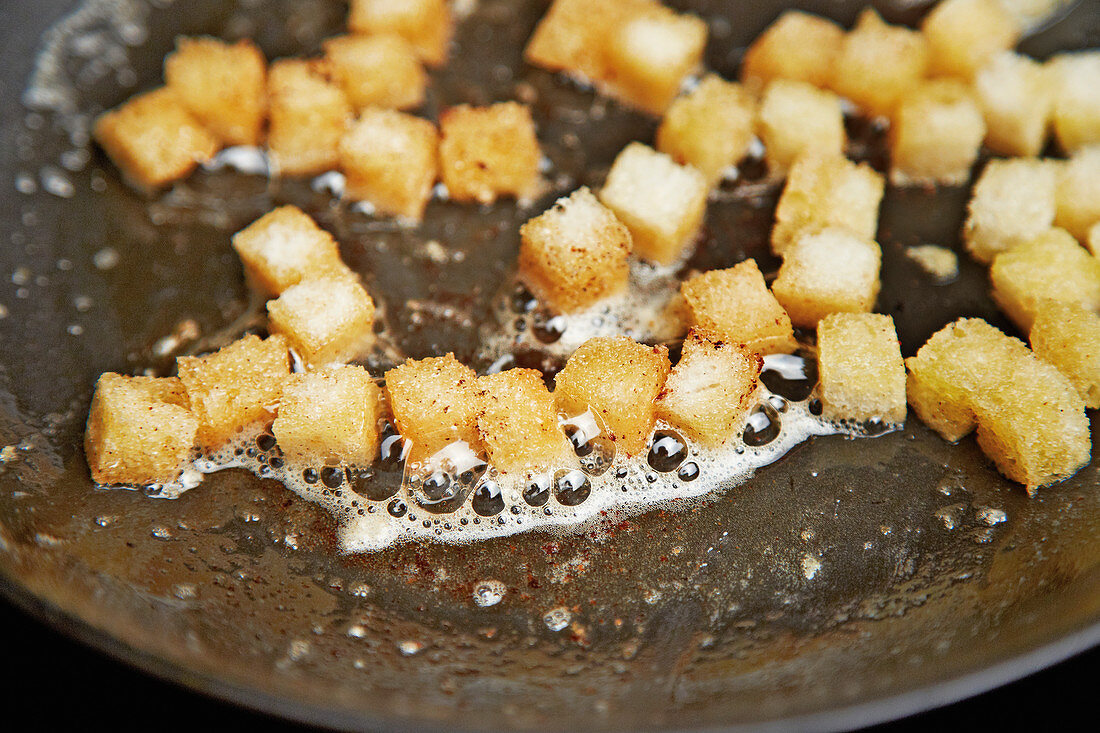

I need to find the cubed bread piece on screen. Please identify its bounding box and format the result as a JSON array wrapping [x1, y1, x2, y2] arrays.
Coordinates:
[[267, 276, 376, 367], [818, 313, 906, 424], [655, 74, 756, 187], [906, 319, 1089, 490], [553, 336, 670, 456], [598, 142, 707, 264], [772, 228, 882, 328], [231, 206, 349, 296], [740, 10, 844, 92], [518, 187, 632, 313], [322, 34, 427, 111], [1054, 146, 1100, 242], [272, 366, 383, 466], [889, 79, 986, 185], [524, 0, 648, 87], [603, 5, 708, 115], [339, 108, 439, 222], [177, 334, 290, 449], [267, 59, 352, 177], [347, 0, 452, 67], [1047, 52, 1100, 153], [973, 51, 1053, 157], [476, 369, 573, 474], [93, 87, 219, 191], [921, 0, 1020, 80], [1030, 301, 1100, 408], [681, 260, 798, 355], [164, 37, 267, 146], [84, 374, 198, 485], [438, 102, 541, 204], [771, 153, 884, 255], [757, 79, 845, 176], [905, 318, 1031, 442], [383, 354, 482, 464], [989, 228, 1100, 332], [829, 9, 930, 118], [655, 329, 762, 447], [964, 158, 1058, 263]]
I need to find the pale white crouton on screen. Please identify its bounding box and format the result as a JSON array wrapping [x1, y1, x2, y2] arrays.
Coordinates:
[[889, 79, 986, 185], [772, 228, 882, 328], [830, 9, 930, 118], [964, 158, 1058, 263], [921, 0, 1021, 80], [1054, 146, 1100, 242], [267, 276, 376, 367], [818, 313, 906, 424], [973, 51, 1053, 157], [1046, 51, 1100, 153], [231, 206, 350, 296], [757, 79, 845, 177], [740, 10, 844, 92]]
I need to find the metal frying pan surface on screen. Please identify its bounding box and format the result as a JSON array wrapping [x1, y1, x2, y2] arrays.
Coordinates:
[[0, 0, 1097, 730]]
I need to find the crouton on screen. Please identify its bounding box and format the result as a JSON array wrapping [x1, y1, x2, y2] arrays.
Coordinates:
[[772, 228, 882, 328], [267, 276, 377, 367], [524, 0, 646, 88], [438, 102, 541, 204], [829, 9, 930, 118], [1047, 51, 1100, 153], [973, 51, 1053, 157], [93, 87, 219, 191], [84, 374, 198, 485], [322, 34, 427, 111], [347, 0, 453, 67], [757, 79, 845, 176], [272, 366, 384, 465], [231, 206, 350, 296], [476, 369, 573, 474], [655, 329, 762, 446], [164, 37, 267, 146], [598, 142, 707, 264], [964, 158, 1058, 263], [818, 313, 906, 424], [740, 10, 844, 92], [176, 334, 290, 449], [1054, 145, 1100, 242], [554, 336, 671, 456], [889, 79, 986, 185], [1030, 301, 1100, 408], [681, 260, 798, 355], [266, 59, 352, 177], [383, 353, 482, 464], [921, 0, 1020, 80], [518, 187, 632, 313]]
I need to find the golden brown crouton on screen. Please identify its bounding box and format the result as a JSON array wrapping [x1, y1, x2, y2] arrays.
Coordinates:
[[889, 79, 986, 185], [231, 206, 350, 296], [818, 313, 906, 424], [1046, 51, 1100, 153], [266, 59, 352, 177], [347, 0, 453, 67], [740, 10, 844, 92], [93, 87, 219, 191], [1054, 145, 1100, 242], [554, 336, 671, 456], [921, 0, 1020, 80], [177, 334, 290, 449], [84, 374, 198, 485], [973, 51, 1053, 157], [438, 102, 541, 204], [681, 260, 798, 355], [476, 369, 573, 474], [272, 365, 384, 466], [518, 187, 632, 313], [829, 9, 930, 118], [757, 79, 845, 177], [1030, 301, 1100, 409], [322, 34, 427, 111], [383, 354, 482, 464], [656, 329, 762, 446], [164, 37, 267, 146]]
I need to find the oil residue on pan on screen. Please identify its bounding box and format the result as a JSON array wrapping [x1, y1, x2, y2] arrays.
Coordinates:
[[0, 0, 1098, 731]]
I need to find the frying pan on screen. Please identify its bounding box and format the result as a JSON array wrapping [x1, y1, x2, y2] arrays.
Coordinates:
[[1, 0, 1098, 730]]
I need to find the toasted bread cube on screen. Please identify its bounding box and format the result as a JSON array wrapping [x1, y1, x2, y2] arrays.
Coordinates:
[[348, 0, 452, 67], [973, 51, 1053, 157], [905, 318, 1031, 441], [164, 37, 267, 146], [906, 318, 1088, 490], [1030, 301, 1100, 408], [656, 74, 756, 187], [740, 10, 843, 92], [272, 366, 383, 465], [1047, 52, 1100, 153], [772, 228, 882, 328], [964, 158, 1058, 263], [231, 206, 349, 296], [921, 0, 1020, 80], [681, 260, 797, 355], [598, 143, 707, 264], [476, 369, 573, 474], [655, 329, 762, 446], [553, 336, 670, 456], [518, 187, 632, 313], [93, 87, 219, 191], [771, 153, 885, 255], [818, 313, 906, 424], [84, 374, 198, 485], [603, 5, 708, 115], [267, 59, 352, 177], [757, 79, 845, 176], [829, 9, 930, 118], [339, 108, 439, 222], [1054, 146, 1100, 242], [177, 334, 290, 449], [524, 0, 651, 91], [438, 102, 541, 204], [322, 34, 427, 111], [383, 354, 481, 464], [267, 276, 376, 367], [990, 228, 1100, 332], [889, 79, 986, 185]]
